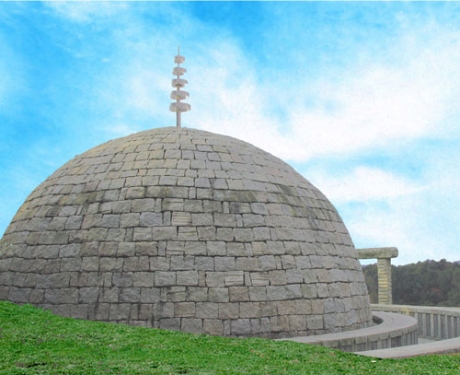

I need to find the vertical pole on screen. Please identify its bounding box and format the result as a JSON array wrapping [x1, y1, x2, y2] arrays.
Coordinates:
[[169, 47, 190, 127], [377, 258, 393, 305]]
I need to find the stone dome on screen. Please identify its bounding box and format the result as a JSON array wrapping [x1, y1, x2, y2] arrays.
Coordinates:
[[0, 127, 372, 338]]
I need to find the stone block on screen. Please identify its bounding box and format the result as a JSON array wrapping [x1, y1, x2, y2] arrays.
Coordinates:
[[214, 257, 235, 271], [50, 304, 71, 318], [266, 286, 287, 301], [176, 271, 199, 286], [240, 302, 261, 318], [197, 227, 216, 240], [159, 318, 181, 331], [277, 300, 297, 316], [100, 257, 123, 271], [226, 243, 247, 256], [133, 228, 153, 242], [88, 228, 109, 241], [162, 198, 184, 211], [191, 213, 213, 227], [286, 269, 303, 284], [295, 300, 312, 314], [117, 242, 136, 257], [251, 317, 270, 335], [184, 241, 207, 255], [214, 214, 237, 227], [249, 286, 267, 301], [123, 257, 139, 271], [285, 284, 302, 299], [289, 315, 307, 331], [203, 319, 224, 336], [177, 227, 198, 241], [208, 287, 229, 303], [71, 304, 89, 320], [172, 212, 192, 226], [281, 255, 296, 269], [112, 272, 133, 287], [140, 288, 160, 303], [30, 289, 44, 304], [228, 286, 248, 302], [175, 302, 195, 317], [270, 315, 289, 333], [101, 287, 119, 302], [59, 244, 81, 258], [231, 319, 251, 336], [44, 288, 78, 304], [152, 227, 177, 241], [36, 273, 70, 289], [120, 213, 140, 228], [216, 228, 234, 241], [81, 242, 99, 256], [224, 271, 244, 286], [194, 257, 214, 271], [138, 303, 155, 320], [196, 302, 219, 318], [110, 303, 131, 320], [205, 272, 225, 287], [258, 255, 276, 271], [267, 270, 287, 286], [206, 241, 227, 256], [79, 287, 100, 303], [236, 257, 259, 271], [8, 286, 31, 303], [135, 242, 158, 256], [120, 287, 141, 303], [60, 258, 82, 272], [81, 257, 99, 271], [100, 214, 120, 228], [311, 300, 324, 315], [233, 228, 254, 242], [154, 270, 177, 287], [218, 302, 239, 319], [150, 257, 170, 271], [181, 318, 203, 333], [316, 283, 329, 298], [98, 242, 118, 257]]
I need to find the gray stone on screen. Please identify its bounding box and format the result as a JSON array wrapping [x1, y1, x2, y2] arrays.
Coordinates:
[[0, 126, 372, 339]]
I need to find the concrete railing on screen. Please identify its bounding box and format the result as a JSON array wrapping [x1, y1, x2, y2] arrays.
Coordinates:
[[371, 304, 460, 340], [280, 311, 418, 352], [358, 304, 460, 358]]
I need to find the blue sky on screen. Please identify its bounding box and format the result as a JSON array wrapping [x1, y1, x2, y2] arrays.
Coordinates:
[[2, 1, 460, 265]]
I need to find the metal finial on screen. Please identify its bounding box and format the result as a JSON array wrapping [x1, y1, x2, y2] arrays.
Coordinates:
[[169, 46, 191, 128]]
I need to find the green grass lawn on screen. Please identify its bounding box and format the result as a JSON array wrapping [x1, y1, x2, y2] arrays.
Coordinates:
[[0, 301, 459, 374]]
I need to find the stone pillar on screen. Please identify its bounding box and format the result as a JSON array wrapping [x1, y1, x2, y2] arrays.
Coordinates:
[[357, 247, 398, 305], [377, 258, 392, 305]]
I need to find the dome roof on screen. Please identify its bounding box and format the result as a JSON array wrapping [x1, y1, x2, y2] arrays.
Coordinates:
[[0, 127, 372, 338]]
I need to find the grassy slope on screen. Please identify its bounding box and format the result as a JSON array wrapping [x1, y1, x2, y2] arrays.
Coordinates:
[[0, 301, 459, 374]]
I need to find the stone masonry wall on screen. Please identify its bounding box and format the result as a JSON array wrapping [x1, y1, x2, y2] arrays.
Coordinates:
[[0, 127, 372, 338]]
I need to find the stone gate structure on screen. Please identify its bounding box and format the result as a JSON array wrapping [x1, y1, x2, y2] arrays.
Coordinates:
[[0, 127, 373, 338]]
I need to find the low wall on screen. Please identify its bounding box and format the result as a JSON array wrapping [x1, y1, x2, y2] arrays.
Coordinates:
[[358, 304, 460, 358], [371, 304, 460, 340], [279, 311, 418, 352]]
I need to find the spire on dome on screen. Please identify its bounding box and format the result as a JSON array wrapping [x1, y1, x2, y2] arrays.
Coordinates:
[[169, 46, 191, 128]]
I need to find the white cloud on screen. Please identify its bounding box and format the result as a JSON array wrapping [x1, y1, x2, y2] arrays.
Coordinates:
[[179, 21, 460, 168], [45, 2, 130, 23], [309, 166, 424, 203]]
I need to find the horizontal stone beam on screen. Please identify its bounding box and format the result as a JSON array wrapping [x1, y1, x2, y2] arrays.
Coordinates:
[[357, 247, 398, 259]]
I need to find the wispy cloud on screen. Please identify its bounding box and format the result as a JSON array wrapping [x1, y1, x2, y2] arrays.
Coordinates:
[[2, 2, 460, 265]]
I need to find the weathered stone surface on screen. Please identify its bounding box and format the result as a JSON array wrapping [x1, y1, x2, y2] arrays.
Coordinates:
[[0, 127, 372, 338]]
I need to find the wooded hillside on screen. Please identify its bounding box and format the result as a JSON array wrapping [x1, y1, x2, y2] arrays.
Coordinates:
[[362, 259, 460, 307]]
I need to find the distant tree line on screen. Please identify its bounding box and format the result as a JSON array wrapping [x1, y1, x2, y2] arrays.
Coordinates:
[[362, 259, 460, 307]]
